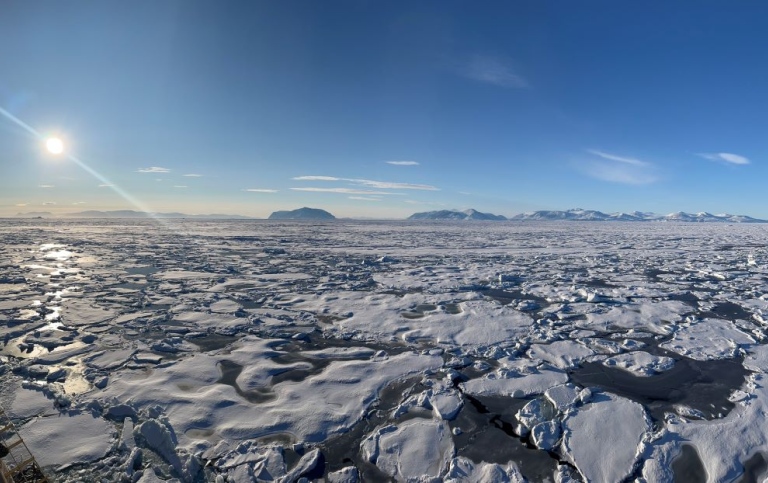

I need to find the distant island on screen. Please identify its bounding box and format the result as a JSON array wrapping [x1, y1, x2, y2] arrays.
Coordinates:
[[268, 207, 336, 220], [408, 209, 507, 221]]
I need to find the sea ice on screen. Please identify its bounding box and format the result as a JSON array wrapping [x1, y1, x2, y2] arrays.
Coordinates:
[[561, 392, 650, 482], [3, 219, 768, 481], [361, 419, 454, 481], [19, 413, 115, 469], [527, 340, 595, 369], [602, 351, 675, 376], [460, 366, 568, 398], [583, 300, 692, 334], [660, 318, 756, 360], [444, 456, 525, 482]]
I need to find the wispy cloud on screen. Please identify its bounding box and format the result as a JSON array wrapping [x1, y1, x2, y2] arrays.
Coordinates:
[[461, 55, 528, 88], [290, 187, 401, 195], [15, 203, 28, 207], [386, 161, 419, 166], [292, 176, 342, 181], [137, 166, 170, 173], [173, 185, 188, 189], [698, 152, 750, 165], [587, 149, 649, 167], [581, 149, 657, 185], [242, 188, 278, 193], [348, 196, 382, 201], [42, 201, 57, 206], [72, 201, 86, 205], [98, 184, 113, 188], [39, 184, 54, 188], [293, 176, 439, 191], [355, 180, 438, 190], [183, 173, 202, 177]]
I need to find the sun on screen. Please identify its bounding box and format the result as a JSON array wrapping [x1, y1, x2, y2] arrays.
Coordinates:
[[46, 137, 64, 155]]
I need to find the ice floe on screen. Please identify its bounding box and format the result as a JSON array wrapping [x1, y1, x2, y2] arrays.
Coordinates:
[[561, 392, 651, 482]]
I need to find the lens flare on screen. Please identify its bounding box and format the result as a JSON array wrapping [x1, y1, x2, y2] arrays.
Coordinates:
[[0, 105, 159, 221]]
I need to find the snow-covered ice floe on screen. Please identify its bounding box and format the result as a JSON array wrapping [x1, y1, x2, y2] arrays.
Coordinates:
[[1, 219, 768, 482]]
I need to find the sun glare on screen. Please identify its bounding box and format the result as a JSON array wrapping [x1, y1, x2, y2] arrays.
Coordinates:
[[46, 137, 64, 155]]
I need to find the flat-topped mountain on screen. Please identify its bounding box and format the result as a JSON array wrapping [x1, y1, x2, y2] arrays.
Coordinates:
[[268, 207, 336, 220], [408, 209, 506, 221]]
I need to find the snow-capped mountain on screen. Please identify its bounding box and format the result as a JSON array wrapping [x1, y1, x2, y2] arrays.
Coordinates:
[[510, 209, 766, 223]]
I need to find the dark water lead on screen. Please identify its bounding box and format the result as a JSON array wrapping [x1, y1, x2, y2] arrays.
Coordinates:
[[737, 452, 768, 483], [320, 377, 425, 481], [125, 266, 159, 275], [570, 354, 750, 422], [672, 445, 707, 483], [700, 301, 756, 322], [449, 394, 562, 481], [673, 446, 768, 483], [189, 333, 240, 352], [216, 360, 275, 403]]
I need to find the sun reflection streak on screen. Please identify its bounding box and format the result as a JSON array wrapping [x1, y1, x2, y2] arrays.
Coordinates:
[[0, 105, 162, 222]]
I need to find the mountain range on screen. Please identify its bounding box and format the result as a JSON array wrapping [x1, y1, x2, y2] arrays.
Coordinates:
[[408, 208, 767, 222], [510, 208, 767, 223], [10, 207, 767, 223]]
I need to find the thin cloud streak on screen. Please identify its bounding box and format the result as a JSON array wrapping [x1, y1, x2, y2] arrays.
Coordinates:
[[584, 163, 658, 185], [137, 166, 171, 173], [462, 55, 528, 88], [183, 173, 203, 177], [292, 176, 341, 181], [587, 149, 649, 167], [698, 152, 750, 165], [38, 184, 54, 188], [354, 180, 438, 191], [290, 187, 402, 195], [348, 196, 382, 201], [243, 189, 278, 193], [386, 161, 419, 166], [581, 149, 657, 185], [293, 176, 439, 191]]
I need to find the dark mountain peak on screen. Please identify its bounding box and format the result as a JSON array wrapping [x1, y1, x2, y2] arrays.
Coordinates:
[[268, 207, 336, 220]]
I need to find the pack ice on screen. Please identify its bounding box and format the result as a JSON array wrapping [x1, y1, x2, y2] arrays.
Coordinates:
[[1, 219, 768, 482]]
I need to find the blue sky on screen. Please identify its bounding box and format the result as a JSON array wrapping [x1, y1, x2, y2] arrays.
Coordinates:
[[1, 1, 767, 218]]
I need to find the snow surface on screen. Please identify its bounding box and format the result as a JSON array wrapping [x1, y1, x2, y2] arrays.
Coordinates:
[[2, 219, 768, 482], [361, 419, 454, 481], [561, 392, 651, 482], [602, 350, 675, 376], [660, 318, 756, 360], [19, 413, 115, 468]]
